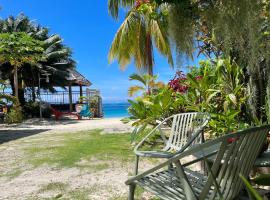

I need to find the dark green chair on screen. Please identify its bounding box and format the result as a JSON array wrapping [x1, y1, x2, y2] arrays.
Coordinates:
[[126, 125, 270, 200]]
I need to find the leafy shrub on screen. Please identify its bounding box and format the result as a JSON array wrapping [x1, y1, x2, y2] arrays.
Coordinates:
[[5, 102, 23, 124], [126, 58, 250, 138], [123, 87, 184, 138], [23, 101, 52, 118]]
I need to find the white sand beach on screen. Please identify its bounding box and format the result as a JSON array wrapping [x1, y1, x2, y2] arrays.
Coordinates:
[[0, 117, 133, 133]]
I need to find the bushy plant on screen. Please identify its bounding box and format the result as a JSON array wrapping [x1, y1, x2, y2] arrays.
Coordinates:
[[23, 101, 52, 118], [123, 86, 184, 138], [126, 58, 250, 138], [5, 101, 23, 124], [182, 58, 249, 136]]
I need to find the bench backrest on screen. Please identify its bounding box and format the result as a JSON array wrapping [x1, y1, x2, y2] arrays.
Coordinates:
[[199, 125, 270, 199], [166, 112, 210, 151]]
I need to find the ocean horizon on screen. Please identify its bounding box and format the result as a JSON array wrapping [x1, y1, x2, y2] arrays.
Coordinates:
[[103, 102, 130, 118]]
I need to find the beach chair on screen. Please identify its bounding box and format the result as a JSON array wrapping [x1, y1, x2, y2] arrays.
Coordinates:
[[133, 112, 210, 175], [126, 125, 270, 200], [79, 104, 93, 119], [51, 106, 81, 120]]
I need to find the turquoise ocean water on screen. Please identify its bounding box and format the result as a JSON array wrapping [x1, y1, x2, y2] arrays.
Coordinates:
[[103, 102, 130, 118]]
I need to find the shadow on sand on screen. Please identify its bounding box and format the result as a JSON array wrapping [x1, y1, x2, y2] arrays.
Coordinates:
[[0, 129, 50, 144]]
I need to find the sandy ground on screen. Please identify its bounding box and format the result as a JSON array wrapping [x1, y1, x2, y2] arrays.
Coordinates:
[[0, 117, 133, 133], [0, 118, 150, 200]]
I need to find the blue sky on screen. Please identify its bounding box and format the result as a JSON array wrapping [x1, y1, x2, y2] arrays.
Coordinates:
[[0, 0, 200, 103]]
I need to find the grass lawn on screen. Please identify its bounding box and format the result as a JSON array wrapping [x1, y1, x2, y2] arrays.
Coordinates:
[[26, 129, 134, 168]]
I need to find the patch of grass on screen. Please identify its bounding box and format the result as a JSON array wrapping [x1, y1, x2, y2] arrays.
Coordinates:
[[0, 168, 23, 180], [77, 162, 110, 172], [40, 182, 68, 192], [68, 188, 94, 200], [26, 130, 134, 168]]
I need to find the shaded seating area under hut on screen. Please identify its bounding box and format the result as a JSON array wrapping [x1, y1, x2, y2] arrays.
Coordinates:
[[36, 69, 103, 118]]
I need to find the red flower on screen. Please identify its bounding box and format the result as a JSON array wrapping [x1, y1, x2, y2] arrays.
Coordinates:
[[135, 0, 150, 8], [168, 71, 188, 93]]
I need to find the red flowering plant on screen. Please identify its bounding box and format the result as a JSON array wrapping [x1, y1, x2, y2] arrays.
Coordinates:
[[135, 0, 150, 8], [168, 71, 189, 93]]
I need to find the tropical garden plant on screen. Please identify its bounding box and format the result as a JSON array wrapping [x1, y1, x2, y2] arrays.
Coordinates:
[[128, 73, 164, 97]]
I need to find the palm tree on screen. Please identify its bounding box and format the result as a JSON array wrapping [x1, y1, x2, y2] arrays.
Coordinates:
[[108, 1, 173, 75], [0, 14, 75, 104], [128, 73, 164, 97]]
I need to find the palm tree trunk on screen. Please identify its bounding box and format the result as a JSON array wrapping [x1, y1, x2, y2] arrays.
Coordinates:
[[146, 32, 153, 76]]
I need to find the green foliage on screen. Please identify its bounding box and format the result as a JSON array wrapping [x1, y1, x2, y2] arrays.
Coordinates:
[[109, 0, 270, 125], [124, 86, 184, 137], [240, 175, 263, 200], [0, 14, 76, 105], [4, 101, 23, 124], [126, 58, 249, 137], [0, 32, 44, 67], [128, 73, 165, 97], [23, 101, 52, 119], [108, 2, 172, 75]]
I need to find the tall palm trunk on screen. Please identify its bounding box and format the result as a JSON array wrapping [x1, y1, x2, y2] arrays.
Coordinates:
[[146, 32, 153, 76]]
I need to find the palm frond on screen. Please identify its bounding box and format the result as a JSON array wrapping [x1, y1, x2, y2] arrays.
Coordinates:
[[108, 10, 140, 70], [150, 19, 173, 67], [129, 73, 147, 85], [108, 0, 135, 19], [128, 85, 145, 96]]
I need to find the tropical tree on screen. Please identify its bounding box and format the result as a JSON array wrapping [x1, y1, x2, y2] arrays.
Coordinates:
[[128, 73, 164, 97], [108, 1, 173, 75], [0, 14, 75, 104], [0, 32, 44, 100]]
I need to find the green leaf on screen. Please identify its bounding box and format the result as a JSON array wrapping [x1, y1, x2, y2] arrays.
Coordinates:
[[240, 175, 263, 200], [228, 93, 237, 105]]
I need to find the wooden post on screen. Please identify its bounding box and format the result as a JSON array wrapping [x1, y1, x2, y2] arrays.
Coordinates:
[[79, 85, 83, 103], [79, 85, 83, 97], [68, 84, 73, 112], [14, 66, 19, 100]]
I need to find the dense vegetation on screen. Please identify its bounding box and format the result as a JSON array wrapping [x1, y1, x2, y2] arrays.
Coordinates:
[[0, 14, 76, 122], [109, 0, 270, 137]]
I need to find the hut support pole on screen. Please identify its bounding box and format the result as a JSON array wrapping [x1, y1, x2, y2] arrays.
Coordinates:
[[79, 85, 83, 103], [69, 84, 73, 112]]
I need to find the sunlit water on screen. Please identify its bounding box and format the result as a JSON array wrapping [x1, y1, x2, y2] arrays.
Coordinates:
[[103, 102, 130, 118]]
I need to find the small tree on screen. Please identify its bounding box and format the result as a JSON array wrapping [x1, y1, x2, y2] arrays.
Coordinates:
[[0, 32, 44, 101]]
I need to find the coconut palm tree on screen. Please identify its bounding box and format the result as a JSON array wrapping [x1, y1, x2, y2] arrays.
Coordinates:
[[108, 1, 173, 75]]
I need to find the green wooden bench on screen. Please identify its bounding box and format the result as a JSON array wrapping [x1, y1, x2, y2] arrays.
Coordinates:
[[126, 125, 270, 200], [133, 112, 210, 175]]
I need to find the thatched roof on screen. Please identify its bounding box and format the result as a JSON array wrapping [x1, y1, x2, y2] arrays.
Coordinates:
[[67, 69, 92, 86]]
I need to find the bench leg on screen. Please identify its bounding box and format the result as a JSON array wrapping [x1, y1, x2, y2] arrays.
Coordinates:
[[134, 155, 139, 175], [128, 184, 136, 200], [128, 156, 139, 200]]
